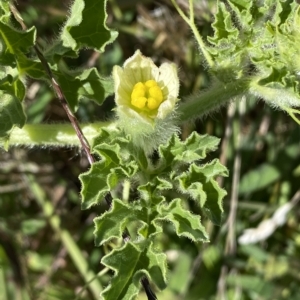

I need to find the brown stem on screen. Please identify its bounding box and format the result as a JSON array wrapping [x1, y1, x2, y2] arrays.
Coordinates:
[[141, 277, 157, 300]]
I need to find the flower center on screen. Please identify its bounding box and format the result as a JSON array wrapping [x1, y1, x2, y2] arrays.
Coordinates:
[[131, 80, 164, 110]]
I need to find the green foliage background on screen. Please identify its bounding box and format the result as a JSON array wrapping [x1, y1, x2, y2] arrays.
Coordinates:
[[0, 0, 300, 300]]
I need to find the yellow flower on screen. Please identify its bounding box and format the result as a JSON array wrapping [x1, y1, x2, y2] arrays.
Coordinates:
[[113, 50, 180, 151]]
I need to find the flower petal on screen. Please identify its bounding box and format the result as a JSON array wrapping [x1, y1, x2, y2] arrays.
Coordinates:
[[113, 50, 180, 151], [158, 63, 180, 100]]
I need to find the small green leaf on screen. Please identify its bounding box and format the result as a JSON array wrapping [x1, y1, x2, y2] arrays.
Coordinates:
[[138, 177, 172, 205], [172, 132, 220, 163], [77, 68, 114, 105], [156, 198, 209, 242], [175, 160, 228, 225], [17, 55, 45, 79], [0, 1, 11, 23], [227, 0, 253, 29], [0, 91, 26, 138], [55, 67, 114, 111], [0, 67, 26, 101], [79, 158, 117, 210], [155, 177, 173, 191], [80, 142, 138, 209], [61, 0, 118, 52], [137, 182, 156, 202], [44, 40, 79, 63], [0, 22, 36, 54], [157, 134, 179, 170], [94, 199, 147, 245], [92, 126, 128, 149], [101, 242, 167, 300], [158, 132, 219, 171], [208, 2, 239, 45]]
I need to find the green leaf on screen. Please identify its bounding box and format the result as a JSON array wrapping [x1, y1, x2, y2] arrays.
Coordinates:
[[172, 132, 220, 163], [80, 160, 117, 210], [158, 132, 220, 171], [227, 0, 253, 29], [0, 22, 36, 54], [239, 163, 281, 195], [61, 0, 118, 52], [17, 55, 45, 79], [92, 127, 136, 168], [77, 68, 114, 104], [208, 2, 239, 45], [0, 66, 26, 100], [92, 126, 127, 148], [0, 1, 11, 23], [80, 141, 138, 209], [175, 160, 228, 225], [0, 22, 41, 95], [55, 66, 114, 111], [94, 199, 147, 245], [137, 181, 164, 207], [206, 0, 300, 115], [43, 40, 79, 63], [156, 198, 209, 242], [157, 134, 179, 170], [0, 91, 26, 138], [101, 242, 167, 300], [155, 177, 173, 191]]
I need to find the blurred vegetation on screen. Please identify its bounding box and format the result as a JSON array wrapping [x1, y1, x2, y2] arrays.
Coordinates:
[[0, 0, 300, 299]]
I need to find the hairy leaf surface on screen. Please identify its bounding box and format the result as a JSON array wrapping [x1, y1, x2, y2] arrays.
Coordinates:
[[101, 242, 167, 300], [61, 0, 118, 52]]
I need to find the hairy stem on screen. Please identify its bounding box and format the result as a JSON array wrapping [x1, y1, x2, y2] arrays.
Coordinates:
[[170, 0, 214, 67], [178, 79, 250, 122], [4, 123, 107, 148]]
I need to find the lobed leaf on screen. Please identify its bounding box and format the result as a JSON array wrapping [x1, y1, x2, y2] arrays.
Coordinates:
[[175, 160, 228, 225], [0, 66, 26, 100], [172, 132, 220, 163], [158, 132, 220, 171], [61, 0, 118, 52], [94, 199, 148, 245], [205, 0, 300, 118], [156, 198, 209, 242], [0, 22, 36, 55], [138, 181, 161, 205], [55, 67, 114, 111], [207, 2, 239, 46], [80, 137, 139, 209], [80, 159, 115, 210], [101, 242, 167, 300]]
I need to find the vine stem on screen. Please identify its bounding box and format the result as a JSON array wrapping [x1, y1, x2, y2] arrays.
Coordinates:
[[178, 79, 250, 122], [170, 0, 214, 67], [9, 3, 95, 165], [6, 123, 105, 148]]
